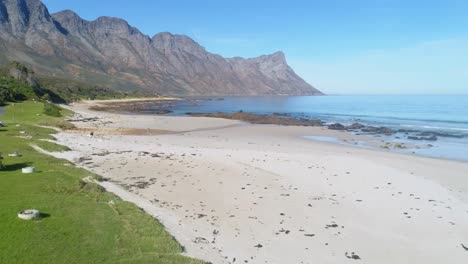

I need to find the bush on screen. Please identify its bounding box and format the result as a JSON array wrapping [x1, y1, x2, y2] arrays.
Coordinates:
[[43, 103, 63, 117]]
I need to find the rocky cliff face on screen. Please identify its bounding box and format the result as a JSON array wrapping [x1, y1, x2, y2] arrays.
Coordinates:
[[0, 0, 323, 96]]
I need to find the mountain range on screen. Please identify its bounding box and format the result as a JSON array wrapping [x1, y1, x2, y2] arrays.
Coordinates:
[[0, 0, 323, 96]]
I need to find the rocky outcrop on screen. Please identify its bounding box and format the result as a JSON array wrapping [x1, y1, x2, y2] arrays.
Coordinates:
[[188, 112, 323, 126], [0, 0, 323, 96], [327, 123, 346, 130]]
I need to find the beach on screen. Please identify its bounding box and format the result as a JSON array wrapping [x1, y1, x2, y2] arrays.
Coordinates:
[[51, 100, 468, 264]]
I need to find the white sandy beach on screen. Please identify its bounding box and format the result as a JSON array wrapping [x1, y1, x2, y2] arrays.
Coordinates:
[[50, 101, 468, 264]]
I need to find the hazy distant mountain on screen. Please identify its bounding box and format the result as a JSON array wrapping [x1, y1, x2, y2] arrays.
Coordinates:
[[0, 0, 323, 96]]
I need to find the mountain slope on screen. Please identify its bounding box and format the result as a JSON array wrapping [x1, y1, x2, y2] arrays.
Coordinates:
[[0, 0, 323, 96]]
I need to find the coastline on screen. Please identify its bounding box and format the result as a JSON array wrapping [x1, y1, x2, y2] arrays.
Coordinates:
[[76, 96, 468, 162], [51, 100, 468, 264]]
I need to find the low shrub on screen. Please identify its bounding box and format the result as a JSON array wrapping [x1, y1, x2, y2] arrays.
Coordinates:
[[43, 103, 63, 117]]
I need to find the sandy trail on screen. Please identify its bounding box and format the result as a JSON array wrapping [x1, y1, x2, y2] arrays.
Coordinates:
[[50, 101, 468, 264]]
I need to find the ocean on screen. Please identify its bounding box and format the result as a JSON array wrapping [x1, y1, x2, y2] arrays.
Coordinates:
[[152, 95, 468, 161]]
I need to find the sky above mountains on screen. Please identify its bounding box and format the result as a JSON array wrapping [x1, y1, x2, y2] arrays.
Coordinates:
[[42, 0, 468, 95]]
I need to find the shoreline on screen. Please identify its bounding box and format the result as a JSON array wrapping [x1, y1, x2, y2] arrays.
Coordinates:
[[51, 100, 468, 264], [66, 98, 468, 162]]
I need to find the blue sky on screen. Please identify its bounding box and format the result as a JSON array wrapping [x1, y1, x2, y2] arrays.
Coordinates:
[[42, 0, 468, 95]]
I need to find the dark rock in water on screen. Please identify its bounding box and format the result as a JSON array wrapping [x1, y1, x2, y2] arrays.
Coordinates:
[[89, 99, 176, 114], [361, 126, 396, 135], [380, 127, 396, 135], [361, 126, 379, 133], [328, 123, 346, 130], [399, 129, 464, 142], [188, 112, 323, 126], [417, 131, 435, 137], [140, 109, 172, 115], [272, 112, 291, 117], [408, 135, 438, 141], [346, 123, 365, 130], [440, 133, 464, 139], [417, 131, 464, 139], [398, 129, 418, 133]]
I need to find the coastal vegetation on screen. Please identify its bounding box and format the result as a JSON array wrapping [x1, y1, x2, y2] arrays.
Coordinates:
[[0, 101, 202, 264], [0, 61, 149, 105], [43, 102, 63, 117]]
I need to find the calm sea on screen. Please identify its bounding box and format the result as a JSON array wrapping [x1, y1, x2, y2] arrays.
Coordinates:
[[152, 95, 468, 161]]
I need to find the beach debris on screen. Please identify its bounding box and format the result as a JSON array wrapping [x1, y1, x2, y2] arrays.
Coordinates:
[[21, 167, 35, 174], [277, 228, 290, 235], [81, 176, 96, 183], [93, 151, 110, 157], [304, 234, 315, 237], [193, 237, 209, 244], [462, 244, 468, 251], [77, 156, 92, 163], [8, 152, 21, 157], [197, 213, 207, 218], [67, 117, 99, 122], [0, 121, 4, 127], [18, 209, 41, 220], [254, 244, 263, 248], [345, 252, 361, 260]]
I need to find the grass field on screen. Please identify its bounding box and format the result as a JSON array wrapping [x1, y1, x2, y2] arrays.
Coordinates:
[[0, 102, 203, 264]]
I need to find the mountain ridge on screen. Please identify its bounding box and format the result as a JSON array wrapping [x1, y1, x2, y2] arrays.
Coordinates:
[[0, 0, 323, 96]]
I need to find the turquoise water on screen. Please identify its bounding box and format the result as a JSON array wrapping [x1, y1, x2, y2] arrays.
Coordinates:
[[154, 95, 468, 161]]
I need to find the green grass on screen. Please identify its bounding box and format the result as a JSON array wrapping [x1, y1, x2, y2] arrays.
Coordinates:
[[34, 140, 71, 152], [0, 102, 203, 264]]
